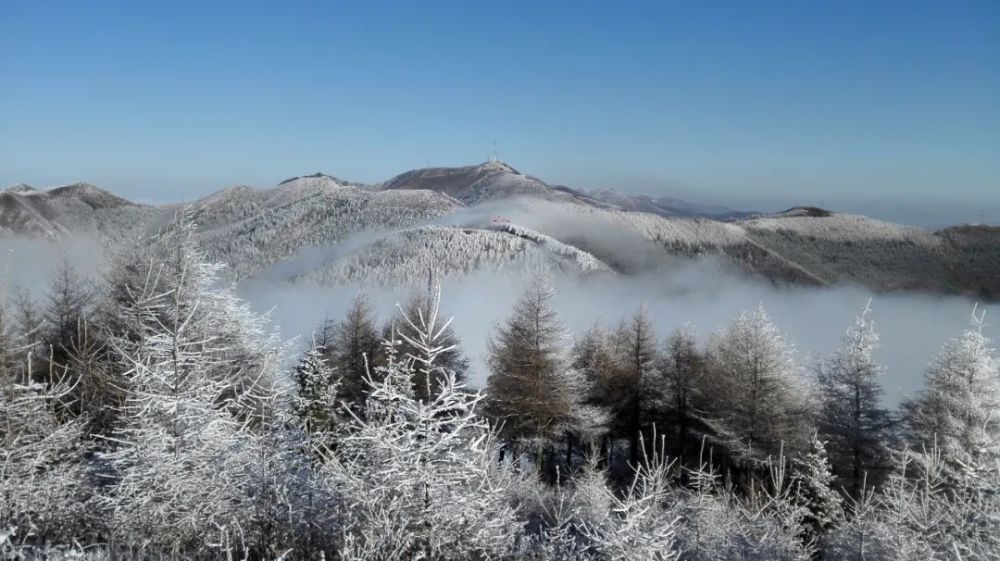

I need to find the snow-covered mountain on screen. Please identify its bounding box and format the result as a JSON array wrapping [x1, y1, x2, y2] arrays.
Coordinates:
[[0, 182, 155, 240], [3, 164, 998, 299], [378, 161, 576, 205], [580, 187, 757, 219]]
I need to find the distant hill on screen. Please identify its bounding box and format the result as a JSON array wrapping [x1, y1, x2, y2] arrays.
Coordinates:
[[378, 161, 572, 205], [3, 164, 998, 300]]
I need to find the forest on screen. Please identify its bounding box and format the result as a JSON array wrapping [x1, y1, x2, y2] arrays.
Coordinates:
[[2, 216, 998, 561]]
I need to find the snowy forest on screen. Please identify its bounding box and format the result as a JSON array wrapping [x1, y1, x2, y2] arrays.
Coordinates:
[[2, 215, 999, 561]]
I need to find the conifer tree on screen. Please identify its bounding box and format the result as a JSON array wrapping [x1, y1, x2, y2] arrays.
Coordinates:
[[703, 305, 812, 467], [41, 259, 90, 381], [903, 307, 1000, 472], [816, 303, 893, 497], [655, 326, 711, 467], [791, 434, 843, 544], [293, 343, 341, 450], [101, 215, 283, 556], [385, 288, 470, 402], [330, 289, 521, 559], [484, 275, 604, 467], [321, 294, 382, 412], [610, 305, 659, 466]]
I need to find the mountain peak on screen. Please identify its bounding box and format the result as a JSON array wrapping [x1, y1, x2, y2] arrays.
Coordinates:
[[279, 172, 341, 185], [47, 182, 134, 208], [477, 160, 519, 174], [2, 183, 36, 194]]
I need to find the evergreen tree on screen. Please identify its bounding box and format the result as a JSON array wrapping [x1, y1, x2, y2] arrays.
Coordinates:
[[484, 275, 604, 467], [321, 294, 382, 412], [655, 326, 711, 468], [791, 434, 843, 544], [41, 259, 90, 382], [385, 288, 470, 402], [703, 305, 812, 468], [101, 215, 285, 556], [330, 292, 521, 559], [816, 303, 893, 497], [293, 344, 341, 446], [903, 307, 1000, 472]]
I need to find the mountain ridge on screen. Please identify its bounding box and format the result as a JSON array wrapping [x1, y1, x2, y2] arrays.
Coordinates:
[[3, 163, 998, 300]]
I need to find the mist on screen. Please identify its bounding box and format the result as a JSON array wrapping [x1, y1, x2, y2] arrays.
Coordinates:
[[239, 258, 997, 409], [0, 235, 106, 295], [232, 197, 999, 409], [3, 224, 995, 411]]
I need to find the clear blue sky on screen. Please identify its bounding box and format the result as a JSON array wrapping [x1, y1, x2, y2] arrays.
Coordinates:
[[1, 0, 997, 209]]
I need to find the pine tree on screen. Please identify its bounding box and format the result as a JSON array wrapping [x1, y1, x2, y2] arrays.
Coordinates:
[[321, 294, 382, 413], [610, 305, 659, 467], [41, 259, 90, 383], [816, 303, 893, 498], [10, 287, 42, 383], [903, 306, 1000, 472], [655, 326, 711, 469], [330, 290, 521, 559], [484, 275, 604, 469], [100, 214, 283, 556], [703, 305, 812, 468], [791, 434, 843, 544], [293, 344, 341, 444], [385, 288, 470, 402]]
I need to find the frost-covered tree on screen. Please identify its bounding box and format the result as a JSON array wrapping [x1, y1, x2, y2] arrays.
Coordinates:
[[790, 435, 842, 545], [572, 322, 618, 462], [100, 215, 286, 556], [293, 343, 341, 448], [609, 305, 659, 466], [903, 307, 1000, 472], [826, 446, 1000, 561], [384, 288, 470, 402], [0, 359, 95, 552], [321, 294, 382, 413], [485, 275, 605, 471], [9, 288, 43, 382], [816, 304, 893, 497], [40, 259, 91, 382], [654, 326, 711, 468], [703, 305, 812, 469], [329, 290, 521, 560]]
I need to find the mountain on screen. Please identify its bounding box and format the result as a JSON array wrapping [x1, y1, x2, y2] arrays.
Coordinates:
[[0, 182, 150, 240], [378, 160, 574, 205], [376, 161, 750, 219], [580, 187, 757, 219], [3, 164, 999, 300]]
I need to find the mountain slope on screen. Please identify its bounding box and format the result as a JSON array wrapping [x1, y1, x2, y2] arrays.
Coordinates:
[[378, 161, 577, 205], [3, 165, 998, 300], [0, 182, 151, 240], [582, 187, 756, 219]]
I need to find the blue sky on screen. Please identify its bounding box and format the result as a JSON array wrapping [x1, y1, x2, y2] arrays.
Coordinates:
[[1, 0, 997, 211]]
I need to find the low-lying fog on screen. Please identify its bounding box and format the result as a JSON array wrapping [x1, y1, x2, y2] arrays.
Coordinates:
[[3, 233, 997, 409], [241, 261, 998, 408]]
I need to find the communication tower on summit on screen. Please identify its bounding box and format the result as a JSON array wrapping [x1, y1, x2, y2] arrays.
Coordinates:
[[488, 140, 499, 164]]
